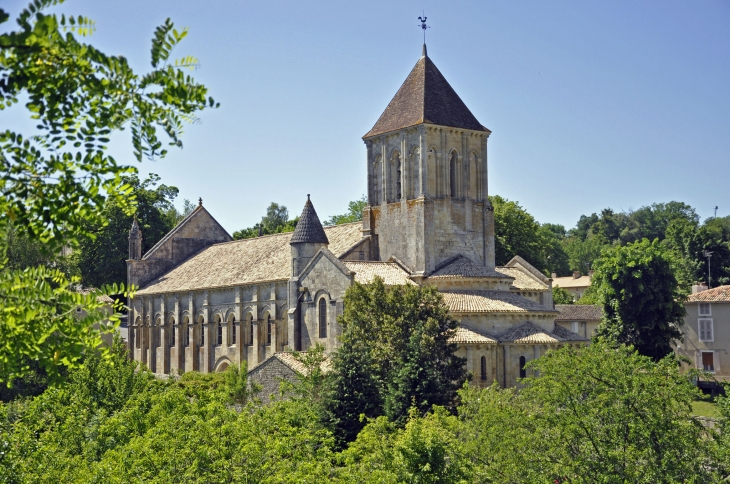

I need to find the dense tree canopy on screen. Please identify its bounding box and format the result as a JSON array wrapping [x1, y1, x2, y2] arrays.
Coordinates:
[[2, 339, 726, 482], [593, 239, 686, 360]]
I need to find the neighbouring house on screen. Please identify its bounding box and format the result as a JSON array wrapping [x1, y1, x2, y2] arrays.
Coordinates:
[[552, 271, 592, 301], [554, 304, 602, 339], [676, 285, 730, 382], [126, 43, 589, 389], [248, 352, 330, 403]]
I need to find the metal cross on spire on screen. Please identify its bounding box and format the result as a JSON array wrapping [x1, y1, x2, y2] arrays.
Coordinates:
[[418, 13, 430, 45]]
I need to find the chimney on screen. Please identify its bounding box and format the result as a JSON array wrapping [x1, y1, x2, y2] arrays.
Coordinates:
[[692, 283, 709, 294], [573, 271, 581, 279], [551, 272, 557, 279]]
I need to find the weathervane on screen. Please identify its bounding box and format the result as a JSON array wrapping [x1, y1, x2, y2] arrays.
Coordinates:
[[418, 13, 430, 44]]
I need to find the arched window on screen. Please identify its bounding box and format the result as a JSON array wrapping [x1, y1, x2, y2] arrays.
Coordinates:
[[171, 321, 176, 347], [198, 316, 205, 347], [135, 317, 141, 349], [230, 315, 236, 345], [155, 318, 161, 348], [266, 314, 272, 345], [480, 356, 487, 381], [183, 317, 190, 347], [319, 298, 327, 338], [449, 151, 458, 198], [249, 315, 254, 346], [217, 319, 223, 346], [519, 356, 527, 379]]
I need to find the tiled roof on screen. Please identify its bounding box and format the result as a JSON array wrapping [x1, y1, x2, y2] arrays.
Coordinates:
[[343, 261, 416, 286], [364, 54, 489, 138], [499, 321, 563, 344], [137, 223, 362, 295], [552, 275, 592, 289], [76, 286, 114, 304], [551, 324, 591, 342], [495, 267, 548, 291], [686, 286, 730, 303], [441, 290, 558, 314], [290, 196, 329, 244], [555, 304, 603, 321], [449, 326, 497, 344], [428, 255, 511, 279], [262, 352, 331, 376]]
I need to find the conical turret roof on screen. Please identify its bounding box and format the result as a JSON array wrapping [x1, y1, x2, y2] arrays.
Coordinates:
[[364, 51, 489, 138], [290, 195, 329, 245]]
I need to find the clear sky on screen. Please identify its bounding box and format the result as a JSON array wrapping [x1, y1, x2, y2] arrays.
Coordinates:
[[3, 0, 729, 233]]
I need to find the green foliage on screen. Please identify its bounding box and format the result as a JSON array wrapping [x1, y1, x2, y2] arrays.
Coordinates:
[[333, 278, 467, 432], [562, 233, 606, 274], [323, 335, 382, 449], [0, 1, 216, 386], [490, 195, 546, 270], [324, 195, 367, 226], [75, 173, 180, 288], [552, 285, 574, 304], [233, 201, 299, 239], [0, 1, 217, 247], [3, 338, 730, 481], [224, 362, 259, 405], [593, 239, 686, 360], [518, 342, 716, 482], [0, 264, 129, 385]]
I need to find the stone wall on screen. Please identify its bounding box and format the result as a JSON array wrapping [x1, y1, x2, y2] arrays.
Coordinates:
[[248, 357, 299, 404]]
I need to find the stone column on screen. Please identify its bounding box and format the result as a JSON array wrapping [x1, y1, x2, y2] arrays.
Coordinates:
[[173, 297, 182, 375], [160, 299, 168, 374], [381, 141, 388, 203], [466, 346, 473, 375], [252, 319, 260, 367], [271, 319, 278, 355], [503, 345, 511, 388], [235, 287, 243, 366], [146, 298, 154, 371], [202, 290, 210, 373]]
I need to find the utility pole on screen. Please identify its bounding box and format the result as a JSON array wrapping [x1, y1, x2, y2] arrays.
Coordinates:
[[704, 250, 713, 289]]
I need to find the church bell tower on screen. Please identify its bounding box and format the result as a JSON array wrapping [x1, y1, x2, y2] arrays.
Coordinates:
[[361, 45, 495, 277]]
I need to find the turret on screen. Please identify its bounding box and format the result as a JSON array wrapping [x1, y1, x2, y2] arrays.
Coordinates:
[[129, 216, 143, 260], [290, 195, 329, 276]]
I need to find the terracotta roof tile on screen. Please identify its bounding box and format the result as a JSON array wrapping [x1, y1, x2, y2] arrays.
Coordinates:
[[554, 304, 603, 321], [364, 55, 489, 138], [137, 223, 362, 295], [429, 255, 510, 280], [551, 323, 591, 342], [343, 261, 416, 286], [441, 290, 557, 314], [686, 286, 730, 303], [495, 267, 548, 291], [449, 326, 497, 344], [499, 321, 563, 344]]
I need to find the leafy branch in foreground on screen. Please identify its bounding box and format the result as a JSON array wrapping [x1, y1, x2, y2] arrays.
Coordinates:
[[0, 0, 218, 247], [0, 0, 217, 385]]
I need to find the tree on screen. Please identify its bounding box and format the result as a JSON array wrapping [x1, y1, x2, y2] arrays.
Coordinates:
[[562, 234, 605, 274], [551, 286, 574, 305], [232, 202, 299, 239], [76, 173, 180, 289], [593, 239, 686, 360], [324, 195, 367, 226], [322, 335, 382, 449], [0, 1, 217, 385], [538, 224, 570, 276], [517, 342, 716, 482], [490, 195, 545, 270], [333, 279, 467, 431]]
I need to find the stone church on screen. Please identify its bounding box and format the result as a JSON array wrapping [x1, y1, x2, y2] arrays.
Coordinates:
[[126, 45, 587, 388]]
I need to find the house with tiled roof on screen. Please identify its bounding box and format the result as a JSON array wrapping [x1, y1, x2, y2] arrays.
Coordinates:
[[676, 285, 730, 380], [126, 44, 586, 388], [555, 304, 602, 339]]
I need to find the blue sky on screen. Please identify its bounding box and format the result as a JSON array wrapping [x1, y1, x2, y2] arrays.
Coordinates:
[[3, 0, 729, 232]]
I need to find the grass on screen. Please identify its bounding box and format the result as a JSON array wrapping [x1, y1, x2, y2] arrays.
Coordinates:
[[691, 400, 719, 418]]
